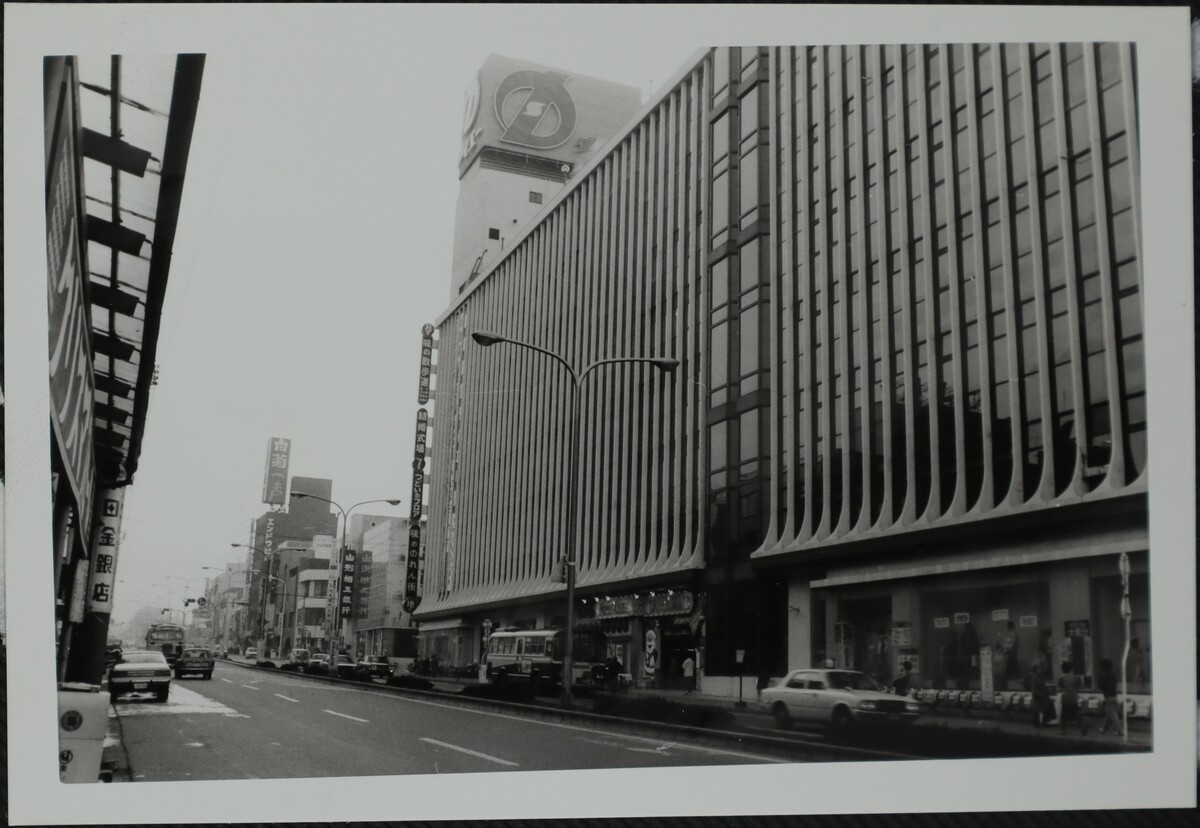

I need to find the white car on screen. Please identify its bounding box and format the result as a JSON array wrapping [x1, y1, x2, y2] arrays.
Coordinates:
[[760, 668, 921, 730]]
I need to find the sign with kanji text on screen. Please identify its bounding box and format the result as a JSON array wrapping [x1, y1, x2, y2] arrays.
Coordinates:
[[86, 488, 124, 614], [261, 437, 291, 505], [338, 550, 357, 618], [417, 324, 435, 405], [403, 523, 422, 611]]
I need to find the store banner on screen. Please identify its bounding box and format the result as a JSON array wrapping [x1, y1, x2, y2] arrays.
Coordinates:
[[417, 324, 434, 405], [261, 437, 291, 505], [410, 408, 429, 520], [85, 490, 125, 615], [338, 550, 357, 618], [402, 523, 421, 613]]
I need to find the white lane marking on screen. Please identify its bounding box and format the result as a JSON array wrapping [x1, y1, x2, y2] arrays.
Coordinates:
[[420, 737, 519, 767], [354, 688, 786, 764], [220, 678, 234, 684], [274, 693, 300, 703], [184, 741, 205, 748], [241, 685, 260, 691], [113, 684, 239, 717], [324, 709, 369, 723]]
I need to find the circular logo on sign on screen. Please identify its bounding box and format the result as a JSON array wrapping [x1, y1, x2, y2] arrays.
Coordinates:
[[422, 323, 435, 337], [494, 69, 577, 150], [61, 710, 83, 732], [402, 598, 417, 613]]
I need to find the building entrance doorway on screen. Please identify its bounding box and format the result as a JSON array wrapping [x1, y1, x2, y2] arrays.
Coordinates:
[[837, 596, 893, 684]]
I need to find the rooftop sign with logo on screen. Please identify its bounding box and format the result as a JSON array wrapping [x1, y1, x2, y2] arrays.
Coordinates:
[[457, 55, 643, 176]]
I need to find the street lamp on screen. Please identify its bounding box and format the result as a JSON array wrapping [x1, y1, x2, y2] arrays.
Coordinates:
[[471, 329, 678, 709], [232, 543, 286, 657], [290, 493, 402, 659], [248, 569, 287, 658]]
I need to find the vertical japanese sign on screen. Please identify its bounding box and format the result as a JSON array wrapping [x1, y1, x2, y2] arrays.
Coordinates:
[[417, 323, 434, 405], [402, 523, 421, 614], [403, 406, 429, 614], [338, 550, 357, 618], [262, 437, 291, 505], [85, 490, 125, 614]]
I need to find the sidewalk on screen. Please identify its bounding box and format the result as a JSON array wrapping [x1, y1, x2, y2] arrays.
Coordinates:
[[415, 673, 1151, 754]]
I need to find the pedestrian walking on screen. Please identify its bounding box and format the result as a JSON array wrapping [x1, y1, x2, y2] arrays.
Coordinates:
[[1027, 663, 1054, 728], [1057, 661, 1088, 736], [1097, 658, 1123, 735], [682, 652, 696, 694], [892, 660, 913, 697]]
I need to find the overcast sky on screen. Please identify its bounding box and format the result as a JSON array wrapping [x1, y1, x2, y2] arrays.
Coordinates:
[[91, 8, 696, 622]]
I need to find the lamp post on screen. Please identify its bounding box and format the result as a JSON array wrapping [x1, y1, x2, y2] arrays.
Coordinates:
[[232, 543, 277, 657], [290, 493, 402, 660], [247, 569, 286, 658], [471, 329, 678, 709]]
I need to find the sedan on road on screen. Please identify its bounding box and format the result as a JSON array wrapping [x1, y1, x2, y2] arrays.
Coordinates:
[[760, 668, 921, 730], [354, 655, 394, 680], [109, 650, 172, 703], [175, 647, 215, 680]]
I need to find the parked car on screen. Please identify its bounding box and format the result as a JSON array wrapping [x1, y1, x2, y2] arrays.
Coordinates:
[[108, 650, 171, 703], [104, 639, 124, 670], [332, 654, 357, 678], [355, 654, 394, 680], [288, 648, 311, 665], [174, 647, 215, 680], [759, 668, 922, 730], [304, 653, 331, 674], [244, 647, 259, 660]]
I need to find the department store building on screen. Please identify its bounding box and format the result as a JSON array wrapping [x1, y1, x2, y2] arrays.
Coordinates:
[[413, 45, 1149, 703]]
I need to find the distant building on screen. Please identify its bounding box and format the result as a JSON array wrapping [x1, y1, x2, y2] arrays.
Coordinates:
[[243, 477, 338, 652], [352, 517, 418, 658]]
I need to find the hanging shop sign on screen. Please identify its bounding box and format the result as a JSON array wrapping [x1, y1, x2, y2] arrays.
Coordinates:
[[402, 522, 422, 614], [953, 612, 971, 624], [979, 646, 994, 695], [934, 617, 950, 629], [991, 609, 1009, 622], [891, 623, 912, 648], [410, 408, 429, 520], [417, 324, 434, 406], [338, 550, 357, 618], [1019, 615, 1038, 628], [261, 437, 291, 505], [85, 490, 125, 614], [595, 590, 694, 620]]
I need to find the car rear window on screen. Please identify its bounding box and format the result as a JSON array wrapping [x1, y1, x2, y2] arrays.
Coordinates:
[[122, 653, 167, 664], [184, 649, 210, 657]]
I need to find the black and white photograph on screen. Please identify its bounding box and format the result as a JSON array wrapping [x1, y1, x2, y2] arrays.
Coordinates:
[[3, 3, 1195, 823]]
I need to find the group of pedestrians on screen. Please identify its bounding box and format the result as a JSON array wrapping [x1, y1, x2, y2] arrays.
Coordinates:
[[1026, 658, 1125, 737]]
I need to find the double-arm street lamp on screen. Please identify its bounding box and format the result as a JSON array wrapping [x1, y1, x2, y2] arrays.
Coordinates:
[[290, 492, 402, 658], [471, 330, 678, 709], [231, 543, 282, 657]]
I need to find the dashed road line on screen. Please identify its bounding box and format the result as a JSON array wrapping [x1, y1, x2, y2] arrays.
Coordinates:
[[274, 693, 300, 703], [324, 709, 368, 723], [220, 678, 233, 683], [420, 737, 519, 767], [241, 685, 260, 691]]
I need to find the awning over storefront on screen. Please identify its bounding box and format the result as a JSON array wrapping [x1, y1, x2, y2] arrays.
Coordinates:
[[417, 618, 471, 633], [75, 54, 205, 488], [810, 533, 1146, 590]]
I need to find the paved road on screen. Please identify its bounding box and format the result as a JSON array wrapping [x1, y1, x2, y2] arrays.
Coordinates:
[[113, 661, 785, 781]]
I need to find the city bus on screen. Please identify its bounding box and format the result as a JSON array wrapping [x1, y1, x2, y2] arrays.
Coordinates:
[[484, 627, 608, 692], [144, 623, 187, 665]]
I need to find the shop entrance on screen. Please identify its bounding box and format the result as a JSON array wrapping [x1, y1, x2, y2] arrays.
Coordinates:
[[836, 596, 893, 684], [659, 624, 697, 690]]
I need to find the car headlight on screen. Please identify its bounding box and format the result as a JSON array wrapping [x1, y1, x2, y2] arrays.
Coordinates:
[[857, 700, 878, 710], [905, 702, 921, 713]]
